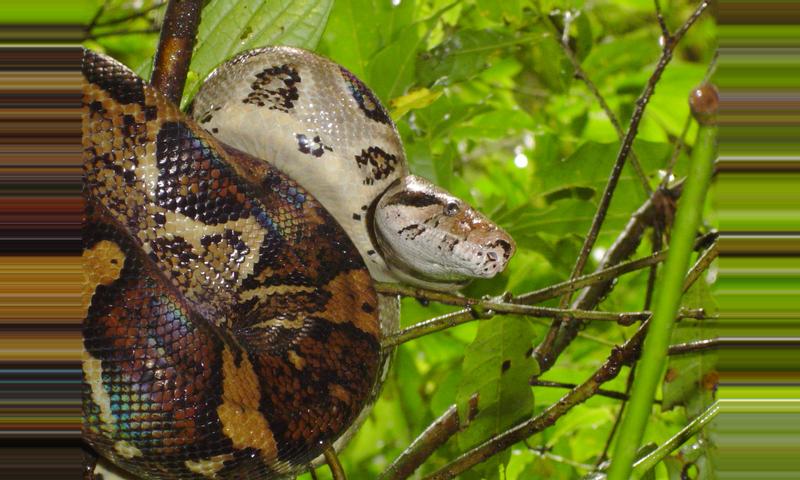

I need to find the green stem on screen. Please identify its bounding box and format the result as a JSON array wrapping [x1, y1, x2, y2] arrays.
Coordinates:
[[631, 401, 719, 476], [606, 85, 717, 480]]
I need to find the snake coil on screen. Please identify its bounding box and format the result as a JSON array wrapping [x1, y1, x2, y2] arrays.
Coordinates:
[[82, 48, 381, 479]]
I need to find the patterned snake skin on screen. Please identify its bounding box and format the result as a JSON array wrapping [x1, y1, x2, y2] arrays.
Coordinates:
[[82, 48, 382, 479]]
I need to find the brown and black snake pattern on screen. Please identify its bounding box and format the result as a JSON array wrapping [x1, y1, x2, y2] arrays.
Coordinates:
[[82, 49, 381, 479]]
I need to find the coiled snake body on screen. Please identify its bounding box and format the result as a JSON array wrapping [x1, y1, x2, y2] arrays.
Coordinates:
[[83, 47, 513, 479]]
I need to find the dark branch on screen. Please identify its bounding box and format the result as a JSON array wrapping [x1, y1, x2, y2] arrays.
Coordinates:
[[515, 249, 667, 305], [546, 15, 652, 196], [87, 3, 106, 32], [150, 0, 204, 104], [682, 241, 719, 293], [423, 320, 651, 479], [668, 339, 716, 356], [382, 305, 651, 350], [643, 228, 663, 310], [596, 363, 637, 467], [380, 395, 479, 480], [535, 182, 684, 372], [654, 0, 671, 39], [530, 379, 662, 404], [323, 443, 347, 480], [538, 0, 710, 369]]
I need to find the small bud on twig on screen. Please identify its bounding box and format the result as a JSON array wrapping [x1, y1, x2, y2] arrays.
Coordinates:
[[689, 83, 719, 125]]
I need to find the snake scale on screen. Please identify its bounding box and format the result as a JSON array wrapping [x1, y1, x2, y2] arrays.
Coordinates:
[[83, 46, 514, 479]]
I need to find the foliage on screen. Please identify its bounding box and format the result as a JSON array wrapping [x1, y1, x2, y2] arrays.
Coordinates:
[[86, 0, 717, 478]]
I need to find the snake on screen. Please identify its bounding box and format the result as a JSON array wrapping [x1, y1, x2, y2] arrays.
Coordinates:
[[190, 46, 515, 292], [82, 46, 514, 480]]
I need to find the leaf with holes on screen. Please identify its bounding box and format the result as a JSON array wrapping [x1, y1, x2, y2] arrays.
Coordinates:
[[456, 316, 538, 478]]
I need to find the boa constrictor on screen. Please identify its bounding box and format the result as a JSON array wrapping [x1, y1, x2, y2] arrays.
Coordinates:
[[189, 47, 515, 292], [82, 46, 514, 480]]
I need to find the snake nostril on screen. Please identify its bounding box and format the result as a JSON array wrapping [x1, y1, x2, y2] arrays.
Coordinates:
[[486, 251, 498, 262]]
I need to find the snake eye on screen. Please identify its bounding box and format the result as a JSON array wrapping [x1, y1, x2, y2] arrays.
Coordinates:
[[444, 201, 459, 216]]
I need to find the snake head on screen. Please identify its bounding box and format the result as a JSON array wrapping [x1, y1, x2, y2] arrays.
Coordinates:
[[373, 175, 516, 291]]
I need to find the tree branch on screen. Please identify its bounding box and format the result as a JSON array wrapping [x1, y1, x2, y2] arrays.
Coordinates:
[[323, 443, 347, 480], [534, 182, 685, 372], [537, 0, 709, 373], [382, 305, 652, 350], [668, 339, 716, 356], [631, 401, 719, 477], [682, 241, 719, 293], [524, 442, 596, 471], [423, 320, 651, 479], [595, 364, 638, 467], [606, 74, 717, 479], [514, 249, 667, 305], [530, 378, 662, 404], [418, 204, 713, 479], [653, 0, 671, 39], [150, 0, 204, 104], [545, 15, 652, 196], [377, 245, 669, 309], [379, 395, 479, 480]]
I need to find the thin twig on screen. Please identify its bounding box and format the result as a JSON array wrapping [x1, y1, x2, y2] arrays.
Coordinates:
[[662, 50, 719, 189], [643, 228, 663, 310], [682, 241, 719, 292], [92, 2, 166, 29], [530, 378, 662, 404], [606, 73, 717, 479], [535, 182, 686, 372], [382, 307, 651, 350], [150, 0, 204, 104], [87, 3, 106, 32], [661, 113, 692, 188], [631, 401, 719, 476], [376, 247, 668, 310], [375, 283, 478, 307], [595, 364, 638, 467], [668, 338, 717, 356], [514, 249, 667, 305], [550, 0, 708, 316], [653, 0, 671, 39], [545, 15, 652, 196], [420, 214, 713, 478], [379, 395, 479, 480], [524, 442, 596, 471], [536, 0, 712, 368], [323, 443, 347, 480]]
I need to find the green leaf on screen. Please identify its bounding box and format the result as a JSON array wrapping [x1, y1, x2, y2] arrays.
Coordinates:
[[316, 0, 381, 79], [571, 9, 593, 60], [530, 32, 572, 93], [495, 199, 597, 237], [661, 278, 718, 413], [417, 29, 532, 87], [182, 0, 334, 108], [367, 22, 425, 102], [581, 27, 660, 85], [456, 317, 539, 477]]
